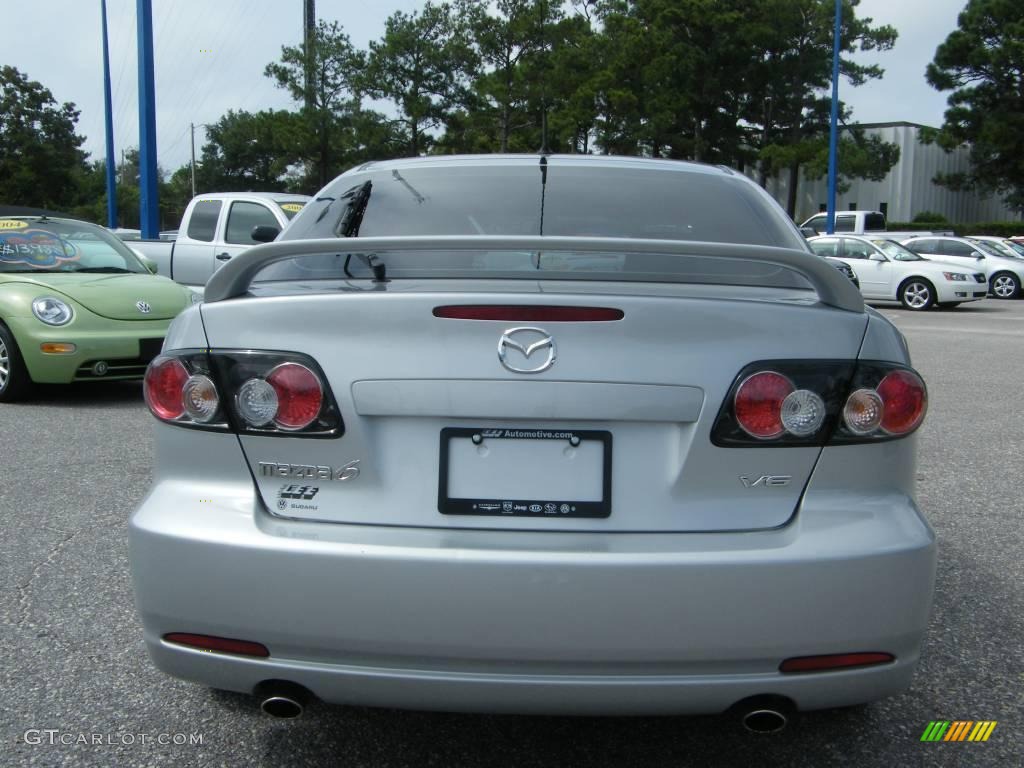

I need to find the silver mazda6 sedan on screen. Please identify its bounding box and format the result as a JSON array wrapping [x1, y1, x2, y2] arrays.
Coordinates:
[[129, 155, 935, 730]]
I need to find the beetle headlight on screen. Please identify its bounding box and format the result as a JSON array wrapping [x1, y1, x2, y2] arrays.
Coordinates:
[[32, 297, 74, 326]]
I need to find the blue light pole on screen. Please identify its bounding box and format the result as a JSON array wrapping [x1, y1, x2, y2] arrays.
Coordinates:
[[137, 0, 159, 238], [826, 0, 841, 234], [101, 0, 117, 228]]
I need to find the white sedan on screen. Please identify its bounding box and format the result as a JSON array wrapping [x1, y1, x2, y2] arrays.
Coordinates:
[[808, 235, 987, 310]]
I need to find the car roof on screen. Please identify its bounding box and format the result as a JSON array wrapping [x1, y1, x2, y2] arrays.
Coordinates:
[[193, 192, 311, 201], [347, 153, 738, 178]]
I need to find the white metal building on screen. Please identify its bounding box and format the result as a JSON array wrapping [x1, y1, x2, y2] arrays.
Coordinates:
[[761, 122, 1022, 224]]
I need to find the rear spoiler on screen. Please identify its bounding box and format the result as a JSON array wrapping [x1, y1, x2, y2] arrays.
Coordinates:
[[203, 235, 865, 313]]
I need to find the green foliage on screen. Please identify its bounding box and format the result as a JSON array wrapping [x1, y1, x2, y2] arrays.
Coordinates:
[[363, 2, 478, 156], [911, 211, 948, 224], [0, 66, 86, 210], [925, 0, 1024, 211], [265, 20, 367, 187]]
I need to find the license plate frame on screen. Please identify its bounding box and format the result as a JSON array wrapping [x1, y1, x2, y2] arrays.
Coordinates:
[[438, 427, 612, 518]]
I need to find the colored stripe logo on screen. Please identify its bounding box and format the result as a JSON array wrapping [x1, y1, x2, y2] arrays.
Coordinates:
[[921, 721, 997, 742]]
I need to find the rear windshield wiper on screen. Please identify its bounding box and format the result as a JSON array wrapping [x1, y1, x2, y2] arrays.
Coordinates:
[[335, 180, 372, 238]]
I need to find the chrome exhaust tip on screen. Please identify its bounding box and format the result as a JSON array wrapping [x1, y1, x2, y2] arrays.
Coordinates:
[[254, 681, 310, 719], [741, 707, 789, 734], [731, 695, 795, 734]]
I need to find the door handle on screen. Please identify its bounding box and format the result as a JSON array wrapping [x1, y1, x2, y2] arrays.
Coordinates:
[[216, 252, 231, 261]]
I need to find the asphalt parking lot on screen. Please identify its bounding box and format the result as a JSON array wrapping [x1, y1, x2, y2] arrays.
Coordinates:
[[2, 298, 1022, 768]]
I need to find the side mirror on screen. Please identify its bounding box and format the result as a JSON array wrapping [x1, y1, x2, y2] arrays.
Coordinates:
[[799, 226, 818, 238], [251, 225, 280, 243], [970, 252, 984, 259], [869, 253, 886, 262]]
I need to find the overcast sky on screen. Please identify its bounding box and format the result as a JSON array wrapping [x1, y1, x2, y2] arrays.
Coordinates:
[[9, 0, 969, 174]]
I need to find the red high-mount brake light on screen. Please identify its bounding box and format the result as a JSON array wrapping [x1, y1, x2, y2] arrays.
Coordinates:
[[266, 363, 323, 430], [779, 652, 894, 673], [163, 632, 269, 658], [877, 369, 927, 435], [143, 356, 189, 420], [433, 305, 624, 322], [733, 371, 794, 439]]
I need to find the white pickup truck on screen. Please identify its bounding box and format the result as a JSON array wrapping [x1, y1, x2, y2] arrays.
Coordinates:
[[122, 192, 310, 291], [800, 210, 954, 241]]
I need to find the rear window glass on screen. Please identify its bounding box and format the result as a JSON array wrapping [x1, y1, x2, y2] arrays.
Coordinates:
[[863, 213, 886, 231], [277, 201, 306, 219], [283, 163, 798, 246]]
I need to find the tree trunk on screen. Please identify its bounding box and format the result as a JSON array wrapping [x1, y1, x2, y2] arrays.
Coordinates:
[[786, 161, 800, 219], [319, 114, 329, 188], [410, 120, 419, 157], [500, 102, 510, 153]]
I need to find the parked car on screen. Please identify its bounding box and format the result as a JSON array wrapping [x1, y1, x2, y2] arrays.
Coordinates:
[[967, 235, 1024, 260], [0, 217, 198, 401], [799, 210, 952, 241], [130, 155, 935, 727], [808, 235, 987, 310], [901, 236, 1024, 299], [124, 192, 310, 291]]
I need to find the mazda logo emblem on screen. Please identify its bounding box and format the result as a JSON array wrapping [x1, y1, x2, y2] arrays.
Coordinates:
[[136, 301, 151, 314], [497, 327, 556, 373]]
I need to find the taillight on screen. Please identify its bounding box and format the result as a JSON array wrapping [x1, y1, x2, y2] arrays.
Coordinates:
[[712, 360, 927, 446], [143, 350, 343, 437], [266, 363, 323, 430], [876, 370, 927, 435], [143, 356, 189, 420], [734, 372, 793, 439]]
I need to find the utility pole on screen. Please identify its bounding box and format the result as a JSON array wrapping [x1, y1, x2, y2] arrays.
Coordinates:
[[101, 0, 118, 228], [304, 0, 316, 112], [190, 122, 197, 198], [137, 0, 160, 238]]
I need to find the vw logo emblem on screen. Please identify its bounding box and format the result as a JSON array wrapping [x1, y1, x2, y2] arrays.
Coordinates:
[[136, 300, 151, 314], [497, 327, 556, 374]]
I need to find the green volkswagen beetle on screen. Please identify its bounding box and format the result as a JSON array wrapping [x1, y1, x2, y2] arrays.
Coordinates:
[[0, 216, 198, 401]]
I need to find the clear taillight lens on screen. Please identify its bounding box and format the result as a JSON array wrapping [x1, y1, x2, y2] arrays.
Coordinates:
[[182, 374, 220, 423]]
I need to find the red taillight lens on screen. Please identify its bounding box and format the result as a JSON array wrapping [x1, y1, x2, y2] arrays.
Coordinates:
[[267, 362, 323, 430], [143, 356, 189, 420], [877, 369, 927, 435], [779, 652, 894, 673], [733, 371, 794, 439], [433, 305, 625, 321], [163, 632, 269, 658]]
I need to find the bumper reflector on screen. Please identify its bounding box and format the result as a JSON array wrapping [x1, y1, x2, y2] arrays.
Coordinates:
[[163, 632, 270, 658], [40, 343, 76, 354], [780, 652, 894, 673]]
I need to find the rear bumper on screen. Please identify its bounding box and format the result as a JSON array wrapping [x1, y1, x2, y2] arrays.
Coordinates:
[[129, 452, 936, 715]]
